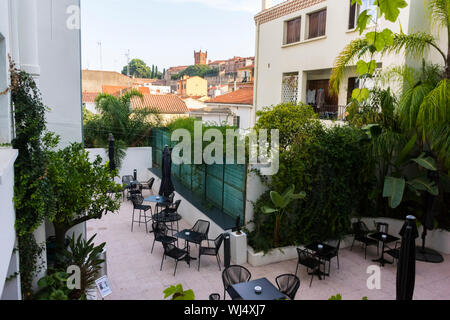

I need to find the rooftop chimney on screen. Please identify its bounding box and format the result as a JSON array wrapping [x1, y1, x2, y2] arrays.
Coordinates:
[[262, 0, 272, 10]]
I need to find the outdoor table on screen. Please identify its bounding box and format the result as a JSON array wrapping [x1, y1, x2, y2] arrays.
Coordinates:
[[227, 278, 287, 301], [152, 212, 182, 236], [174, 230, 204, 265], [144, 195, 170, 204], [369, 232, 400, 267], [305, 241, 335, 279]]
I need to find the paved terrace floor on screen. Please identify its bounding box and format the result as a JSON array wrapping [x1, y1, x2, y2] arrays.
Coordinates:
[[87, 199, 450, 300]]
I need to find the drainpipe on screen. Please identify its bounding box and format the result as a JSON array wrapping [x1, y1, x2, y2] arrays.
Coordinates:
[[253, 20, 261, 127]]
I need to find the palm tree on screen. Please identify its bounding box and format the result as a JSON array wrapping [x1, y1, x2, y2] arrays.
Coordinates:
[[330, 0, 449, 167], [84, 89, 161, 168]]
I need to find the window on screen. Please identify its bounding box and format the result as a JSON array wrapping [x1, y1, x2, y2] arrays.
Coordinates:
[[282, 73, 299, 103], [285, 17, 301, 44], [349, 0, 377, 30], [233, 116, 241, 129], [308, 9, 327, 39]]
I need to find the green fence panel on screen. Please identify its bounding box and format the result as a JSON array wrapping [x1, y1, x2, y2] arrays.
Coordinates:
[[191, 165, 206, 197], [223, 184, 244, 219]]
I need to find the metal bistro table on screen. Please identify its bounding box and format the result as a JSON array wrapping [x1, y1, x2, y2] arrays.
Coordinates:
[[174, 230, 204, 266], [305, 241, 335, 279], [227, 278, 287, 301], [369, 232, 400, 267]]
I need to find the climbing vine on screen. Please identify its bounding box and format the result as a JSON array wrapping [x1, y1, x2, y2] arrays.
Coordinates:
[[9, 57, 57, 299]]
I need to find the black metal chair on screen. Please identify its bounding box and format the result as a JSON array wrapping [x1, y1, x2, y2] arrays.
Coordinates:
[[198, 234, 224, 271], [160, 242, 189, 276], [191, 219, 210, 246], [122, 175, 134, 201], [156, 192, 175, 214], [209, 293, 221, 300], [131, 195, 152, 233], [141, 177, 155, 194], [323, 239, 341, 275], [385, 241, 401, 265], [295, 248, 322, 287], [151, 222, 177, 254], [275, 274, 300, 300], [376, 222, 389, 234], [350, 221, 378, 259], [222, 265, 252, 300]]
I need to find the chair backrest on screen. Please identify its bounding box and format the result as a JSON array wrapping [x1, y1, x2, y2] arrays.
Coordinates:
[[296, 248, 316, 266], [222, 265, 252, 290], [148, 177, 155, 188], [131, 194, 144, 206], [209, 293, 221, 301], [168, 193, 175, 203], [376, 222, 389, 234], [162, 242, 176, 256], [192, 220, 210, 238], [122, 175, 134, 185], [153, 222, 168, 237], [171, 200, 182, 212], [353, 221, 370, 236], [275, 274, 300, 300], [214, 234, 225, 252]]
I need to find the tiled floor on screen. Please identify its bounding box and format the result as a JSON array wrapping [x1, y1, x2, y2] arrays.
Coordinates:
[[87, 199, 450, 300]]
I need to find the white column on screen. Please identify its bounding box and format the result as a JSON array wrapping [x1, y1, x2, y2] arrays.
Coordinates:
[[261, 0, 272, 11], [16, 0, 40, 77]]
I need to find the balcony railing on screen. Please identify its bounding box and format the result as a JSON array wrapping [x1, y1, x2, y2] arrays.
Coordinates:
[[312, 105, 347, 121]]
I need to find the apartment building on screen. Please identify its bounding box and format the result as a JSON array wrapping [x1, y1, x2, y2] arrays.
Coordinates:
[[1, 0, 83, 299], [253, 0, 447, 120], [177, 75, 208, 97]]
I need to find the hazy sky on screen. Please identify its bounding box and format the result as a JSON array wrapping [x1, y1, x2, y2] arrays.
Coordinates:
[[80, 0, 283, 73]]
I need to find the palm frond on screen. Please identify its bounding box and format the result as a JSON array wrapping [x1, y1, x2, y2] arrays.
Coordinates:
[[427, 0, 450, 31], [330, 38, 370, 96]]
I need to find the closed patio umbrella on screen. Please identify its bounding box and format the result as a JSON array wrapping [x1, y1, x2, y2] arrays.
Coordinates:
[[108, 133, 116, 172], [396, 215, 419, 300], [159, 145, 175, 197]]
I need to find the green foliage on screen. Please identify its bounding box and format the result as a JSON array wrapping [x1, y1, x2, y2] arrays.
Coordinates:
[[46, 143, 122, 259], [59, 234, 106, 300], [261, 185, 306, 248], [83, 90, 161, 168], [177, 64, 212, 79], [163, 284, 195, 300], [248, 108, 372, 252], [121, 59, 162, 79], [254, 103, 320, 150], [35, 271, 70, 300], [328, 293, 368, 300]]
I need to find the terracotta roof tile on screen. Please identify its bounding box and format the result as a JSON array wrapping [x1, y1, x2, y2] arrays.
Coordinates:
[[131, 94, 189, 114], [82, 92, 99, 103], [206, 87, 254, 105], [102, 85, 129, 95]]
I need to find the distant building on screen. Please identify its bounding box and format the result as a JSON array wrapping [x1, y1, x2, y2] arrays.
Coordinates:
[[82, 92, 99, 114], [82, 70, 134, 92], [194, 50, 208, 65], [201, 86, 254, 129], [177, 75, 208, 97], [131, 94, 190, 123]]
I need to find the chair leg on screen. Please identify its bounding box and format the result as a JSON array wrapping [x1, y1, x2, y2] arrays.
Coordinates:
[[151, 239, 156, 254], [309, 273, 314, 287], [198, 254, 201, 272], [131, 209, 135, 232], [216, 254, 221, 271], [160, 254, 165, 271], [174, 260, 178, 276], [337, 255, 340, 269], [351, 238, 355, 251], [364, 245, 367, 260], [295, 264, 299, 277]]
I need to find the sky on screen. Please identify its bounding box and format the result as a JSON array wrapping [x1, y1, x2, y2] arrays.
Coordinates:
[[80, 0, 283, 73]]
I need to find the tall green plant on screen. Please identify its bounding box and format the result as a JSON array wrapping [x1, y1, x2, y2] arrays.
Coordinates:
[[261, 185, 306, 248]]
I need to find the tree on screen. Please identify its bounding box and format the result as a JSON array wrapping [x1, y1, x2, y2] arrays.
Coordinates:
[[46, 143, 122, 260], [178, 64, 212, 78], [83, 89, 161, 168], [121, 59, 152, 78]]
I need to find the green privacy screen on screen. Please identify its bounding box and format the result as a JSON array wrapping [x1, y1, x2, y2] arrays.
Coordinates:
[[151, 128, 247, 229]]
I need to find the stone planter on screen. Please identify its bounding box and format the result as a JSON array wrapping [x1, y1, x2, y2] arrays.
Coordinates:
[[230, 231, 248, 265]]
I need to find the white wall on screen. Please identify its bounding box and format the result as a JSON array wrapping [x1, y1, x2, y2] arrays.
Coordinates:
[[37, 0, 83, 147], [86, 147, 153, 184], [0, 0, 12, 144], [0, 149, 19, 298]]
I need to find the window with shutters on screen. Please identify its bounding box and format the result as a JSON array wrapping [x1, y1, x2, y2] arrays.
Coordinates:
[[308, 9, 327, 39], [349, 0, 377, 30], [233, 116, 241, 129], [284, 17, 301, 45]]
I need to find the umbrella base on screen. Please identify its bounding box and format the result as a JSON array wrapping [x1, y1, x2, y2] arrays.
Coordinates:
[[416, 247, 444, 263]]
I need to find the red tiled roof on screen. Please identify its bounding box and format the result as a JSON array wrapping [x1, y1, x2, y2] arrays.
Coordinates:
[[102, 85, 129, 95], [82, 92, 99, 103], [131, 94, 189, 114], [206, 87, 253, 105], [138, 87, 150, 95], [255, 0, 325, 25]]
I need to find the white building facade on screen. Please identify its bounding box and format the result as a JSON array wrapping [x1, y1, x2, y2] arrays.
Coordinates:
[[253, 0, 447, 120], [0, 0, 83, 299]]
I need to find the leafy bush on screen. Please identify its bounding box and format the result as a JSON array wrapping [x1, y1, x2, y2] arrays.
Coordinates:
[[248, 106, 372, 252], [163, 284, 195, 300]]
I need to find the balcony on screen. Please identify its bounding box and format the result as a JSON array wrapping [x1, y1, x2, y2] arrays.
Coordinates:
[[312, 105, 347, 121]]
